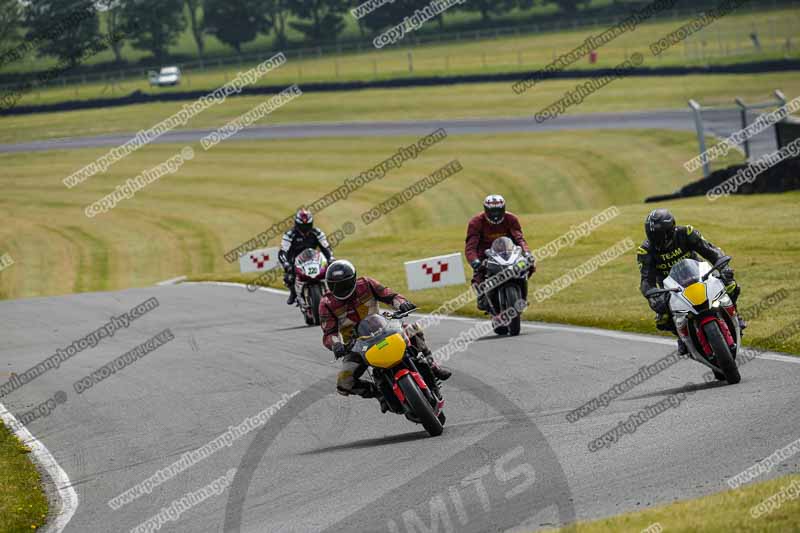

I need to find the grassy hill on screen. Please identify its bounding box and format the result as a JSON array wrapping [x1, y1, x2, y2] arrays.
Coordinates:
[[1, 130, 797, 353]]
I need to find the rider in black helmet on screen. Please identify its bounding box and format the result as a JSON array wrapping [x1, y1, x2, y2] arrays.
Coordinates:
[[637, 208, 744, 355]]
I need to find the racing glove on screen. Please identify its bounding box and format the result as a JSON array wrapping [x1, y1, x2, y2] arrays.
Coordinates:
[[332, 342, 348, 359], [524, 252, 536, 272], [648, 294, 669, 315], [720, 267, 735, 284], [398, 302, 417, 313]]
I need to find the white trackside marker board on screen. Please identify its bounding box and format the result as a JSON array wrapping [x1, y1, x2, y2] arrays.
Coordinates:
[[404, 252, 466, 291], [239, 247, 279, 273]]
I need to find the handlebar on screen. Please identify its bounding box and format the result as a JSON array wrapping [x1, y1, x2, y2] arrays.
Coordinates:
[[382, 308, 416, 320], [645, 287, 681, 298]]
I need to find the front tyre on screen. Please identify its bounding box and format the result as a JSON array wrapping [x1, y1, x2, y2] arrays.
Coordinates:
[[703, 321, 741, 384], [499, 285, 522, 336], [398, 374, 443, 437], [307, 284, 323, 325]]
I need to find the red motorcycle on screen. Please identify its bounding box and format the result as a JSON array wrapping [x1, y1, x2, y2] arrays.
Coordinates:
[[293, 248, 329, 326]]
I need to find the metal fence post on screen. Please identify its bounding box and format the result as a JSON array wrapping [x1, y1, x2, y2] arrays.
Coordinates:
[[774, 89, 789, 149], [689, 99, 711, 177], [734, 98, 751, 161]]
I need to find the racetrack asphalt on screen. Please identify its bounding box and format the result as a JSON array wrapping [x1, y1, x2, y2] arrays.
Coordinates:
[[1, 283, 798, 532]]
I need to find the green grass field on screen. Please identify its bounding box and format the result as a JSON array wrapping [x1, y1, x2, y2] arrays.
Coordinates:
[[2, 72, 799, 148], [550, 474, 800, 532], [2, 129, 798, 353], [2, 33, 799, 528], [0, 421, 49, 532], [4, 5, 798, 108]]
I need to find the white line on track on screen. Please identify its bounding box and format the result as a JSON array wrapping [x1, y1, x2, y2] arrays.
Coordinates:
[[0, 402, 78, 533], [178, 280, 800, 364]]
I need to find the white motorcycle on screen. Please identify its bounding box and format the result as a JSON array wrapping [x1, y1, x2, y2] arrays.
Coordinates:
[[646, 256, 741, 384], [481, 237, 531, 336], [293, 249, 329, 326]]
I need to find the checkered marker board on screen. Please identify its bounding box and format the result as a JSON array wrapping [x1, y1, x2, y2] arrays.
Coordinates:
[[239, 247, 279, 273], [404, 253, 466, 291]]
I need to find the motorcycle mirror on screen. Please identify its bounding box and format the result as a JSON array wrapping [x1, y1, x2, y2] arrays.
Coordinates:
[[702, 255, 732, 281]]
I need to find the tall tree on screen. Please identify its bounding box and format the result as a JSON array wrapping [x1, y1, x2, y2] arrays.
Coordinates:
[[288, 0, 348, 45], [360, 0, 429, 35], [25, 0, 101, 69], [264, 0, 291, 49], [459, 0, 516, 23], [0, 0, 23, 56], [203, 0, 266, 54], [120, 0, 185, 62], [184, 0, 205, 57], [546, 0, 590, 16], [97, 0, 127, 64]]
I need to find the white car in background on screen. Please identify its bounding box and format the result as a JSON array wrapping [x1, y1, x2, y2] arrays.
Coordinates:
[[148, 66, 182, 87]]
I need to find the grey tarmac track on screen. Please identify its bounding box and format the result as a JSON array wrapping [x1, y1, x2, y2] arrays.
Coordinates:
[[0, 110, 694, 153], [1, 283, 799, 532]]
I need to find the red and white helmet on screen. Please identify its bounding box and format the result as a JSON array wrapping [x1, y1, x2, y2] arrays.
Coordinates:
[[483, 194, 506, 224], [294, 208, 313, 233]]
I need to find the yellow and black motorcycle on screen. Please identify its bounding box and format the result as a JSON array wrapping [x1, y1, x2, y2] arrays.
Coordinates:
[[352, 310, 445, 437]]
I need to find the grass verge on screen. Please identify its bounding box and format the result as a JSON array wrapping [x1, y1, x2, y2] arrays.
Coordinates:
[[547, 474, 800, 532], [0, 420, 49, 532]]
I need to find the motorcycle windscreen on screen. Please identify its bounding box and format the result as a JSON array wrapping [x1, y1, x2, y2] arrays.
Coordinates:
[[364, 332, 406, 369], [357, 314, 390, 337], [295, 248, 319, 265], [489, 237, 515, 260], [668, 259, 702, 288]]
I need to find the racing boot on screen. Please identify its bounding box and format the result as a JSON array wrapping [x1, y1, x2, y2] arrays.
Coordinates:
[[431, 363, 452, 381], [286, 286, 297, 305], [378, 397, 390, 413], [476, 293, 489, 312], [416, 342, 452, 382], [738, 315, 747, 333], [352, 379, 379, 398], [432, 367, 452, 382], [677, 338, 688, 356]]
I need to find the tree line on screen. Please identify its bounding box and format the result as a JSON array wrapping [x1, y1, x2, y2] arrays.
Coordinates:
[[0, 0, 779, 68], [0, 0, 639, 67]]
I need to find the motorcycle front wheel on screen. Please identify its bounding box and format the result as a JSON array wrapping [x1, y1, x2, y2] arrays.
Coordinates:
[[498, 285, 522, 336], [398, 374, 443, 437], [703, 321, 741, 384], [307, 284, 323, 325]]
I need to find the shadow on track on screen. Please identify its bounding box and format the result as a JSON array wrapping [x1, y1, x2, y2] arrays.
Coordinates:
[[622, 380, 728, 401], [271, 324, 315, 332]]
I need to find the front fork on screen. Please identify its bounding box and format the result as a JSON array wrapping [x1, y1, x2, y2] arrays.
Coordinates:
[[390, 360, 444, 414], [678, 307, 740, 367], [488, 278, 528, 316]]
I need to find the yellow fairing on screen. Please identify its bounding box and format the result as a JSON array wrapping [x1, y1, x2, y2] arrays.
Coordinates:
[[684, 282, 708, 306], [364, 333, 406, 369]]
